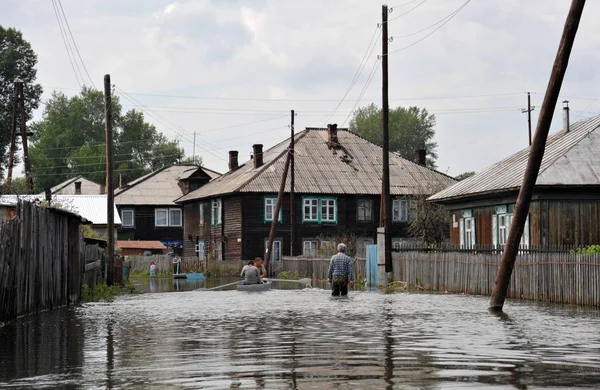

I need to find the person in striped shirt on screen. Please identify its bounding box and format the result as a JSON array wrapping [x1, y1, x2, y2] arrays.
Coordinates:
[[327, 243, 354, 296]]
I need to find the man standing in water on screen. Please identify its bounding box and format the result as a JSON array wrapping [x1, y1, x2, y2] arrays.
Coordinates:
[[327, 243, 354, 296]]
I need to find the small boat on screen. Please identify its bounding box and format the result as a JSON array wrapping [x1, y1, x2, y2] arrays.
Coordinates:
[[173, 273, 187, 279], [237, 281, 272, 292]]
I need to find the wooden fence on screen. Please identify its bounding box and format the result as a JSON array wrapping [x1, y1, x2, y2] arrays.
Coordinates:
[[280, 257, 366, 280], [125, 255, 246, 275], [82, 239, 106, 289], [0, 202, 84, 323]]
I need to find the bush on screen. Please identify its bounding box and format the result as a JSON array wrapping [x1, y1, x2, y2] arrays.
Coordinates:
[[82, 282, 134, 302], [572, 245, 600, 254]]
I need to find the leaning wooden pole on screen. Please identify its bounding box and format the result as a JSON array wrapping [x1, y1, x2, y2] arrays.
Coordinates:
[[104, 74, 115, 286], [264, 148, 291, 275], [489, 0, 586, 311]]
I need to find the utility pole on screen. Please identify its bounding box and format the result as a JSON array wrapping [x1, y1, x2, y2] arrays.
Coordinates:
[[18, 82, 33, 193], [6, 83, 19, 188], [104, 74, 115, 286], [521, 92, 536, 146], [381, 4, 392, 275], [489, 0, 586, 311], [290, 109, 295, 257], [193, 131, 196, 164], [264, 149, 292, 275]]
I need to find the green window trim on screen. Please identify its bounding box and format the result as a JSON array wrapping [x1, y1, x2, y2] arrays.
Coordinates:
[[301, 196, 338, 224], [264, 196, 283, 223]]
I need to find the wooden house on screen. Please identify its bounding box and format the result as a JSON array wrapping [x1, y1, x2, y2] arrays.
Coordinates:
[[429, 110, 600, 248], [39, 175, 105, 195], [114, 165, 220, 253], [176, 126, 456, 261]]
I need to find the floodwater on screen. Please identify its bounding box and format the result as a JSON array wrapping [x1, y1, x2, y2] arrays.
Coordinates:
[[2, 280, 600, 389]]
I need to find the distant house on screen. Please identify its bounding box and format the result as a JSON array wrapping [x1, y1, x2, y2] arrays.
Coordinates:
[[114, 165, 220, 254], [0, 194, 121, 238], [117, 240, 167, 256], [429, 111, 600, 248], [39, 175, 105, 195], [176, 125, 456, 261]]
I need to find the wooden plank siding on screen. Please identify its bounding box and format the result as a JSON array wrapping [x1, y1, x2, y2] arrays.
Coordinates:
[[445, 199, 600, 248], [183, 193, 415, 261]]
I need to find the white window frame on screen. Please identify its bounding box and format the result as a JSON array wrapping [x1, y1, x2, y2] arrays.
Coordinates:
[[264, 197, 282, 222], [303, 240, 318, 258], [320, 199, 337, 222], [493, 212, 530, 249], [303, 198, 318, 221], [460, 217, 476, 248], [265, 239, 282, 262], [392, 199, 408, 222], [199, 203, 204, 226], [357, 199, 373, 222], [155, 208, 168, 227], [211, 198, 222, 226], [121, 209, 134, 227], [169, 208, 182, 227]]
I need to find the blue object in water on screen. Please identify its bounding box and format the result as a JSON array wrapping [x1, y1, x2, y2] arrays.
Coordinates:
[[366, 244, 378, 287], [186, 272, 205, 280]]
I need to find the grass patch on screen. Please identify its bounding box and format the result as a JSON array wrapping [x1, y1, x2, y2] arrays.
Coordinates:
[[82, 281, 135, 302]]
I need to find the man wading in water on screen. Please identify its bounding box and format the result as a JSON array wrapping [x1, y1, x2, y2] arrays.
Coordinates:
[[327, 243, 354, 296]]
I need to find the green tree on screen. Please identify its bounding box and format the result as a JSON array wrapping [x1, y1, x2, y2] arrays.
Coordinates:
[[349, 103, 438, 168], [1, 176, 29, 194], [29, 88, 185, 191], [0, 26, 43, 177], [455, 171, 475, 181]]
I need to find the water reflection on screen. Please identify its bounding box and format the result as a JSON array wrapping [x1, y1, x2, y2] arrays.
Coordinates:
[[3, 289, 600, 388]]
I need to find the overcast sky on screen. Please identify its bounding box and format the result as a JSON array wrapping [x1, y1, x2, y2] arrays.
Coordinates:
[[3, 0, 600, 177]]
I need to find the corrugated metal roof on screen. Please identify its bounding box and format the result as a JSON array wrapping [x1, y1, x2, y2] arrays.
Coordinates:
[[0, 194, 121, 225], [176, 166, 221, 181], [429, 115, 600, 202], [117, 240, 166, 250], [115, 165, 203, 206], [39, 176, 103, 195], [177, 128, 456, 202]]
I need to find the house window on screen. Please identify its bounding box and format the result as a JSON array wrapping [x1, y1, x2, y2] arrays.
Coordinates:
[[493, 212, 530, 249], [460, 217, 476, 248], [392, 199, 408, 222], [199, 203, 204, 226], [265, 239, 282, 261], [155, 209, 168, 227], [169, 209, 182, 227], [155, 208, 181, 227], [195, 240, 206, 260], [211, 198, 222, 226], [303, 240, 318, 258], [357, 199, 373, 222], [121, 209, 134, 227], [320, 199, 336, 222], [264, 197, 282, 222], [303, 198, 318, 221]]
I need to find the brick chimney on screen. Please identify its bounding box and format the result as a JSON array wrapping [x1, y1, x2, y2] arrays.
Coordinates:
[[415, 149, 427, 166], [252, 144, 263, 168], [99, 184, 106, 194], [119, 173, 128, 188], [327, 123, 339, 145], [74, 181, 82, 194], [228, 150, 239, 172], [563, 100, 570, 132]]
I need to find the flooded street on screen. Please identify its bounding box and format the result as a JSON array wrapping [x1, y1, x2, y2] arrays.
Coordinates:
[[2, 281, 600, 389]]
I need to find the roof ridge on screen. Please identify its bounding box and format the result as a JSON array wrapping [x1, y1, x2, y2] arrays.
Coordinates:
[[237, 129, 310, 192], [52, 175, 81, 193], [114, 166, 169, 197]]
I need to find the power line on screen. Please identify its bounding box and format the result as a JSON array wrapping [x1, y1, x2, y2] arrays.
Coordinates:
[[388, 0, 427, 22], [55, 0, 97, 89], [322, 26, 382, 126], [387, 0, 471, 56], [50, 0, 82, 88], [341, 58, 381, 127]]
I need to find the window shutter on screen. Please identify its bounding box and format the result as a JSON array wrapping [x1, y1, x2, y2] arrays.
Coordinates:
[[459, 218, 465, 248], [492, 214, 498, 248]]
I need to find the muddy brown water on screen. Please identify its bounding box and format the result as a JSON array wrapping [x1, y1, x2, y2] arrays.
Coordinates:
[[2, 278, 600, 389]]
